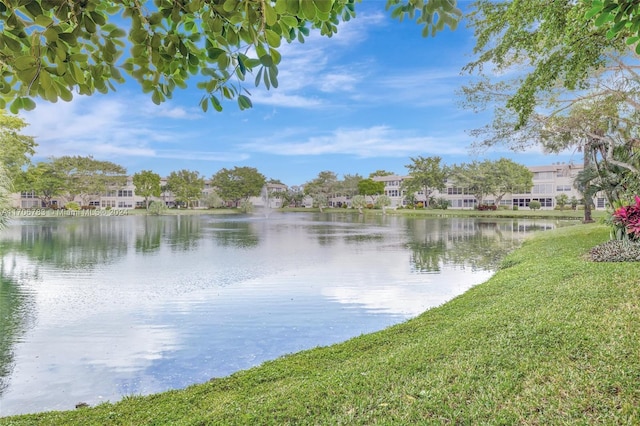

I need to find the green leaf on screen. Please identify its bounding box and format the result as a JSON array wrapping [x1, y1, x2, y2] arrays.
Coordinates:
[[314, 0, 332, 13], [210, 95, 223, 111], [594, 11, 614, 27], [22, 97, 36, 111], [207, 47, 225, 60], [265, 29, 281, 48], [238, 94, 252, 110], [223, 0, 237, 13], [43, 27, 59, 43], [254, 67, 263, 87], [152, 89, 164, 105], [34, 15, 53, 27], [301, 0, 316, 20], [583, 5, 602, 21], [259, 54, 273, 67], [9, 97, 23, 114], [14, 56, 36, 71], [264, 2, 277, 26]]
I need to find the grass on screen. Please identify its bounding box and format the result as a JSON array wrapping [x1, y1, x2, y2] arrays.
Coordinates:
[[2, 224, 639, 425]]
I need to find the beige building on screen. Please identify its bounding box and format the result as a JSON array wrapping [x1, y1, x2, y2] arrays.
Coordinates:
[[371, 163, 604, 210]]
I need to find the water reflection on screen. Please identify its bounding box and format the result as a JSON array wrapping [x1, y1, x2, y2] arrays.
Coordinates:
[[0, 213, 567, 416], [0, 260, 35, 397]]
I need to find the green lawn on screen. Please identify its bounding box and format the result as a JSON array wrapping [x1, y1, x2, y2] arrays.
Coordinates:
[[2, 224, 638, 425]]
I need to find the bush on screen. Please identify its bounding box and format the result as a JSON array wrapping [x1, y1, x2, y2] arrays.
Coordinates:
[[366, 203, 374, 209], [431, 197, 449, 210], [528, 201, 541, 210], [148, 201, 166, 215], [589, 240, 640, 262], [477, 204, 497, 211], [65, 201, 80, 211], [512, 205, 519, 211], [416, 202, 424, 209], [611, 195, 640, 242]]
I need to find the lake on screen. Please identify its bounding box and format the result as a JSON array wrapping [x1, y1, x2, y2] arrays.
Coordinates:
[[0, 212, 566, 416]]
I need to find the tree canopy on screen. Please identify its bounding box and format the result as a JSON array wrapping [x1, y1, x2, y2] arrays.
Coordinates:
[[357, 178, 384, 202], [210, 166, 265, 207], [0, 0, 462, 113], [133, 169, 162, 209], [50, 155, 127, 205], [0, 109, 36, 180], [448, 158, 532, 206], [463, 0, 626, 129], [18, 161, 66, 208], [402, 155, 447, 208], [166, 169, 205, 208]]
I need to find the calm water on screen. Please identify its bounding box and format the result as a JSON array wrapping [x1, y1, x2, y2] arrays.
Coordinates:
[[0, 212, 565, 416]]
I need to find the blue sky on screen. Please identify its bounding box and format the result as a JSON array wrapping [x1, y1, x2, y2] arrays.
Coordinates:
[[21, 1, 577, 186]]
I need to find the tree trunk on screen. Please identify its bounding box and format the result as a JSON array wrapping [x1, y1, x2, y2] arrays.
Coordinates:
[[583, 143, 594, 223]]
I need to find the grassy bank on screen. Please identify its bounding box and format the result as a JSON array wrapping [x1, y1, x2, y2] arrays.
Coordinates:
[[3, 224, 638, 425]]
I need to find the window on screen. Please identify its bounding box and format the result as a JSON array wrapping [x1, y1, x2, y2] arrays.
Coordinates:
[[513, 198, 531, 207], [534, 171, 554, 180], [556, 185, 572, 192], [597, 198, 606, 209], [533, 198, 553, 207], [531, 183, 553, 194], [447, 187, 468, 195], [117, 190, 133, 197], [21, 191, 36, 198]]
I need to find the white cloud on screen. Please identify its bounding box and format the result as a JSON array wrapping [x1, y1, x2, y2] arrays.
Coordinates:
[[20, 96, 244, 162], [248, 11, 386, 108], [242, 126, 471, 158]]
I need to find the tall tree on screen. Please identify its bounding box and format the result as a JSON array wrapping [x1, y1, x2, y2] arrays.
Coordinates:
[[211, 166, 266, 208], [51, 156, 127, 205], [448, 160, 492, 206], [0, 1, 461, 113], [402, 156, 447, 208], [304, 171, 338, 212], [280, 185, 305, 208], [133, 170, 162, 210], [0, 110, 37, 181], [338, 174, 362, 199], [369, 170, 395, 178], [19, 161, 66, 208], [357, 178, 385, 204], [448, 159, 533, 207], [166, 169, 205, 209], [489, 158, 533, 206]]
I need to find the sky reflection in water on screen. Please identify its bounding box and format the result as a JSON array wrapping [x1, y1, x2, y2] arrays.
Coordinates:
[[0, 213, 563, 416]]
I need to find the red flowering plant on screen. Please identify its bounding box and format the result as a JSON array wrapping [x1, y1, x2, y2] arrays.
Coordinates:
[[611, 195, 640, 242]]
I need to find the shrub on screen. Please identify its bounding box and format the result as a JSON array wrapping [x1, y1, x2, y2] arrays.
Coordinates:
[[589, 240, 640, 262], [65, 201, 80, 211], [148, 201, 166, 216], [528, 201, 541, 210], [431, 197, 449, 210], [512, 205, 519, 211], [611, 195, 640, 242], [416, 202, 424, 209], [477, 204, 497, 211], [366, 203, 374, 209]]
